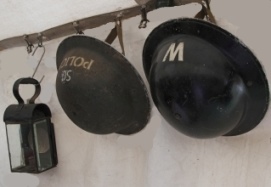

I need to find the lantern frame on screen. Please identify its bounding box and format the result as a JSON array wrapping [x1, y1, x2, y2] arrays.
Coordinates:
[[3, 77, 58, 173]]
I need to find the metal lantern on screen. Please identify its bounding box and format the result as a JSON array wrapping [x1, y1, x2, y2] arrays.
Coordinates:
[[3, 78, 58, 173]]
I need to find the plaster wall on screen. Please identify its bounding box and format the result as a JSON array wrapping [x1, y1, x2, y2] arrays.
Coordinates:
[[0, 0, 271, 186]]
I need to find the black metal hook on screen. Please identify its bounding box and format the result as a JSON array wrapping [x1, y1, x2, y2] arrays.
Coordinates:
[[139, 5, 150, 29], [24, 35, 34, 54], [73, 21, 84, 35], [37, 33, 43, 47]]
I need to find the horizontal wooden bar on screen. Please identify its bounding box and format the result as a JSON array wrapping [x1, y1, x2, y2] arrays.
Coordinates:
[[0, 0, 205, 52]]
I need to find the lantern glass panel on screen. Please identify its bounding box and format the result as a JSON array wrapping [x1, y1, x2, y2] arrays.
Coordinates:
[[6, 124, 36, 172], [33, 119, 53, 171]]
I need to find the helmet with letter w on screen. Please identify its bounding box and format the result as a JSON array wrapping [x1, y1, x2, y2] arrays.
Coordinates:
[[142, 18, 269, 139]]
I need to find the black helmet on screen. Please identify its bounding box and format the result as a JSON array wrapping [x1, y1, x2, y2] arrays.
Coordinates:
[[143, 18, 269, 138], [56, 35, 151, 135]]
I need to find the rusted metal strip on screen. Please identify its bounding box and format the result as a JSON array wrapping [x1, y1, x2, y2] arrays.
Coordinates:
[[0, 1, 156, 52], [0, 0, 208, 52]]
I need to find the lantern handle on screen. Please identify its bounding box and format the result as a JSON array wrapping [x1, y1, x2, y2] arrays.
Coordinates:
[[13, 77, 41, 104]]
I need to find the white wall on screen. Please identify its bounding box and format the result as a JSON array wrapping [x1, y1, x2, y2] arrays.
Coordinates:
[[1, 1, 271, 187]]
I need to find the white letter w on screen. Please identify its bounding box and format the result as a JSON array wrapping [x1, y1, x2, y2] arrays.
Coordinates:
[[163, 42, 184, 62]]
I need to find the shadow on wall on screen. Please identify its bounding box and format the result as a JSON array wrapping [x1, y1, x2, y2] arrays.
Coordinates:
[[3, 173, 40, 187]]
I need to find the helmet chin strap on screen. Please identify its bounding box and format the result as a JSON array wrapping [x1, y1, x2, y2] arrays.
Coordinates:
[[105, 15, 125, 56], [194, 0, 216, 24], [105, 0, 215, 56]]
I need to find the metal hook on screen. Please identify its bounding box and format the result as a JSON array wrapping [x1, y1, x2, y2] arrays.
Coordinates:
[[24, 35, 34, 54], [31, 35, 45, 83], [139, 5, 149, 29], [73, 21, 84, 35], [37, 33, 43, 47]]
